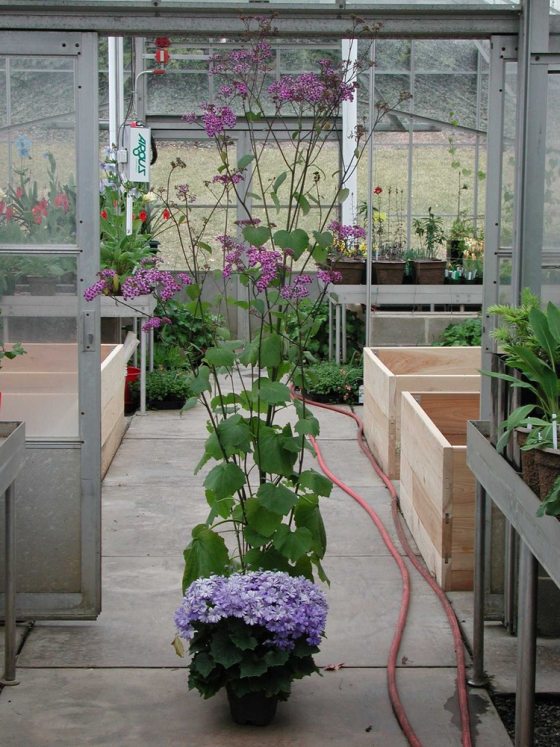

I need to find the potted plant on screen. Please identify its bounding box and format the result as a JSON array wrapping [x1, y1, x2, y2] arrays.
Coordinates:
[[130, 368, 192, 410], [300, 360, 363, 404], [321, 220, 366, 284], [412, 207, 447, 284], [173, 571, 327, 726], [18, 255, 67, 295], [484, 291, 560, 508]]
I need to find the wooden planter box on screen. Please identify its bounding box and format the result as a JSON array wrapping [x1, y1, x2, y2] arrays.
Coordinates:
[[399, 391, 480, 591], [0, 334, 137, 476], [363, 346, 480, 479]]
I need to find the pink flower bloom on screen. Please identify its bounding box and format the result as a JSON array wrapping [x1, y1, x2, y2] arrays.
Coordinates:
[[54, 192, 70, 212]]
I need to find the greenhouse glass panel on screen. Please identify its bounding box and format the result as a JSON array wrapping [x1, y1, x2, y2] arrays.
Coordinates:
[[374, 40, 411, 72], [414, 74, 479, 129], [500, 63, 517, 249], [0, 56, 76, 245], [543, 72, 560, 303], [415, 40, 480, 73], [0, 253, 79, 439]]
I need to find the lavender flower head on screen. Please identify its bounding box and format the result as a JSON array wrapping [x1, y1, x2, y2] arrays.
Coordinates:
[[175, 571, 328, 650]]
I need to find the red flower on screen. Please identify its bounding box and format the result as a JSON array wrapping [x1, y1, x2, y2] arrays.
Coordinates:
[[54, 192, 69, 212], [5, 207, 13, 221], [138, 210, 148, 222], [15, 187, 23, 199], [373, 186, 383, 195], [155, 37, 171, 49], [100, 209, 108, 220], [162, 208, 171, 220], [31, 205, 44, 224]]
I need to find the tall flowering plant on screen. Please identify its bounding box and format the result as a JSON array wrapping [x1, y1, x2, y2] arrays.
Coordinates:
[[162, 17, 409, 591], [173, 571, 327, 706]]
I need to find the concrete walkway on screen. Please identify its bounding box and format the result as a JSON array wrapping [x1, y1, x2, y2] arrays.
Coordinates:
[[1, 403, 513, 745]]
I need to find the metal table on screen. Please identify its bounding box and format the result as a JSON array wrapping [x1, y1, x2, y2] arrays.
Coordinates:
[[327, 284, 483, 363], [467, 420, 560, 747], [0, 421, 25, 686]]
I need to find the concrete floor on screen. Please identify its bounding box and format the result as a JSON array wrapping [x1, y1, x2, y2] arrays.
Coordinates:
[[0, 403, 532, 745]]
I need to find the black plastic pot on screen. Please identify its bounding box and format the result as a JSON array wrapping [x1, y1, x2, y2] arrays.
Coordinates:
[[226, 686, 278, 726]]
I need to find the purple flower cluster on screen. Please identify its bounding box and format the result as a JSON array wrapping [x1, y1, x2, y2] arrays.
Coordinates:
[[317, 268, 342, 285], [247, 246, 282, 292], [268, 64, 356, 111], [120, 263, 192, 302], [83, 268, 117, 301], [328, 221, 366, 242], [142, 316, 172, 332], [175, 571, 327, 650], [280, 273, 312, 301], [211, 40, 273, 77], [201, 104, 237, 138], [211, 172, 244, 186]]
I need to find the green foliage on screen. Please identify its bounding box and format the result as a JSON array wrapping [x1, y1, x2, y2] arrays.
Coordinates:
[[130, 368, 192, 404], [0, 340, 25, 368], [155, 299, 225, 370], [284, 300, 364, 363], [412, 207, 446, 259], [537, 475, 560, 517], [432, 317, 481, 347], [299, 361, 363, 404], [186, 617, 320, 701]]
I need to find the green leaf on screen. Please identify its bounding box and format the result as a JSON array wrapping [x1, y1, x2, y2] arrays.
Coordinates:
[[254, 427, 298, 477], [204, 462, 246, 500], [257, 483, 299, 515], [294, 494, 327, 557], [273, 172, 288, 193], [196, 241, 213, 254], [245, 111, 263, 122], [273, 525, 314, 562], [529, 307, 557, 367], [182, 525, 229, 592], [216, 415, 252, 455], [270, 191, 280, 212], [546, 302, 560, 344], [337, 187, 350, 203], [273, 228, 309, 260], [295, 415, 320, 437], [210, 630, 244, 669], [190, 652, 215, 678], [210, 392, 242, 410], [244, 547, 292, 573], [293, 192, 310, 216], [237, 154, 255, 170], [245, 497, 283, 537], [254, 378, 291, 405], [189, 366, 211, 395], [312, 230, 334, 249], [238, 337, 260, 366], [243, 225, 270, 247], [182, 396, 199, 412], [239, 655, 269, 678], [205, 490, 233, 520], [265, 648, 290, 667], [229, 623, 258, 651], [260, 333, 283, 368], [205, 346, 235, 368], [299, 469, 333, 497]]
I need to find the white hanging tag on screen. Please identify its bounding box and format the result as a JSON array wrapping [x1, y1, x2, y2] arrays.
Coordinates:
[[553, 413, 558, 450]]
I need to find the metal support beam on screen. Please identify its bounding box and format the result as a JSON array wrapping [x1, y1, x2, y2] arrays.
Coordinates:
[[514, 542, 537, 747], [469, 482, 488, 688]]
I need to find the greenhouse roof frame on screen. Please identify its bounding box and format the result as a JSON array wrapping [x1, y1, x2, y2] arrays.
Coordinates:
[[0, 2, 551, 39]]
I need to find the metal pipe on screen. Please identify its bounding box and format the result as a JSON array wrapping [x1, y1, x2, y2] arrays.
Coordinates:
[[140, 328, 147, 414], [1, 484, 19, 686], [514, 541, 537, 747], [469, 482, 488, 687]]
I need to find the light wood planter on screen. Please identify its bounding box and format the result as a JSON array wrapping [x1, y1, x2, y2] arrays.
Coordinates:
[[363, 346, 480, 479], [399, 391, 480, 591], [0, 333, 137, 476]]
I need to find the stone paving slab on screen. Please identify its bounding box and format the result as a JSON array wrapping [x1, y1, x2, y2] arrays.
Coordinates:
[[0, 624, 27, 659], [0, 666, 510, 747], [450, 591, 560, 693]]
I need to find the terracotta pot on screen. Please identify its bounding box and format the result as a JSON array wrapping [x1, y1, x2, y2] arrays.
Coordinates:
[[412, 259, 446, 285], [534, 446, 560, 500], [226, 686, 278, 726], [371, 259, 405, 285]]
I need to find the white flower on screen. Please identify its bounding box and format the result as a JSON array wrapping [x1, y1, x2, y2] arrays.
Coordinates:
[[142, 191, 157, 203]]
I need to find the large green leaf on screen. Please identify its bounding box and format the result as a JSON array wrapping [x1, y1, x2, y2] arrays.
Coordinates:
[[259, 334, 283, 368], [254, 427, 298, 477], [242, 225, 270, 247], [238, 337, 260, 366], [244, 546, 292, 573], [239, 654, 269, 679], [189, 366, 212, 395], [273, 228, 309, 259], [245, 497, 283, 536], [528, 307, 557, 368], [237, 154, 255, 170], [205, 346, 235, 368], [546, 302, 560, 345], [210, 630, 244, 669], [205, 489, 233, 520], [294, 494, 327, 557], [273, 524, 314, 562], [253, 378, 291, 405], [257, 483, 299, 515], [204, 462, 246, 500], [216, 415, 252, 456], [295, 415, 320, 437], [190, 652, 215, 678], [299, 469, 333, 497], [229, 622, 258, 651], [293, 191, 310, 216], [312, 230, 333, 249], [182, 525, 229, 592], [272, 171, 288, 194], [337, 187, 350, 203]]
